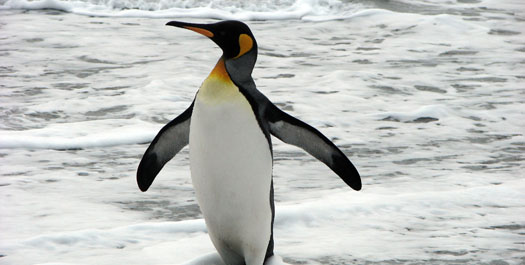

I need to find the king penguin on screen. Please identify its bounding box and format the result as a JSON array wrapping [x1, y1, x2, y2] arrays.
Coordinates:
[[137, 20, 362, 265]]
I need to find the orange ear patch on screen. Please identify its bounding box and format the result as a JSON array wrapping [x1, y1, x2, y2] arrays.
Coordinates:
[[184, 26, 214, 38], [234, 34, 253, 59]]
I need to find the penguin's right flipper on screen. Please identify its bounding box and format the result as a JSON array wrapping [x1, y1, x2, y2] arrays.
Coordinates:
[[266, 103, 361, 191], [137, 102, 193, 192]]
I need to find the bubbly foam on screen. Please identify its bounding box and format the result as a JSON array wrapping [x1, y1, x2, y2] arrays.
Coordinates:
[[0, 0, 363, 20]]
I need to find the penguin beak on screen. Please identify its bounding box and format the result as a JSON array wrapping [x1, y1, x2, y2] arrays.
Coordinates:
[[166, 21, 214, 38]]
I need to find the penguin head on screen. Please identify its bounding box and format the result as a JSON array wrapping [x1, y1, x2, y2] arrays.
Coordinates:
[[166, 20, 257, 61]]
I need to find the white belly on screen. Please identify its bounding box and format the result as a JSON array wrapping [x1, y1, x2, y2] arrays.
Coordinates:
[[189, 86, 273, 263]]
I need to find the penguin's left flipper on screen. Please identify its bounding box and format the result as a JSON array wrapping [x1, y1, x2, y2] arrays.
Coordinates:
[[266, 104, 362, 191], [137, 102, 194, 192]]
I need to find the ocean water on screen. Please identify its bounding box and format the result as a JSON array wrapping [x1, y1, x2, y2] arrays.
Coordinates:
[[0, 0, 524, 264]]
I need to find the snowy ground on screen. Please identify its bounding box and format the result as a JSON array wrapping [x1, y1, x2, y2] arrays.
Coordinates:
[[1, 0, 524, 264]]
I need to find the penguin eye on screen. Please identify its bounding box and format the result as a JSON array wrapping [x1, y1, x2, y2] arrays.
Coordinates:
[[219, 31, 226, 37]]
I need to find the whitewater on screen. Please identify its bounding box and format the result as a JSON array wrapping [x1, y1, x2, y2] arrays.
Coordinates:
[[0, 0, 524, 264]]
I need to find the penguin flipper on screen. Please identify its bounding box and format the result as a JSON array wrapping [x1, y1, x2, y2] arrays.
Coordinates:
[[137, 102, 193, 192], [266, 104, 361, 191]]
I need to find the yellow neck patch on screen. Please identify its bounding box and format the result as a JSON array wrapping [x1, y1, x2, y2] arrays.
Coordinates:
[[234, 34, 253, 59], [207, 58, 231, 82], [199, 59, 239, 103]]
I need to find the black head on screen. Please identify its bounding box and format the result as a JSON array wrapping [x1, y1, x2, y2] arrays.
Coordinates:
[[166, 20, 257, 60]]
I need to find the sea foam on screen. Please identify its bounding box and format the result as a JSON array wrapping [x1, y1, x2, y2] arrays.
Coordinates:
[[0, 0, 363, 21], [0, 119, 158, 149]]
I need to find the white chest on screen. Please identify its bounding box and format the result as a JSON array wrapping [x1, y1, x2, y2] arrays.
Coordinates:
[[188, 75, 273, 258]]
